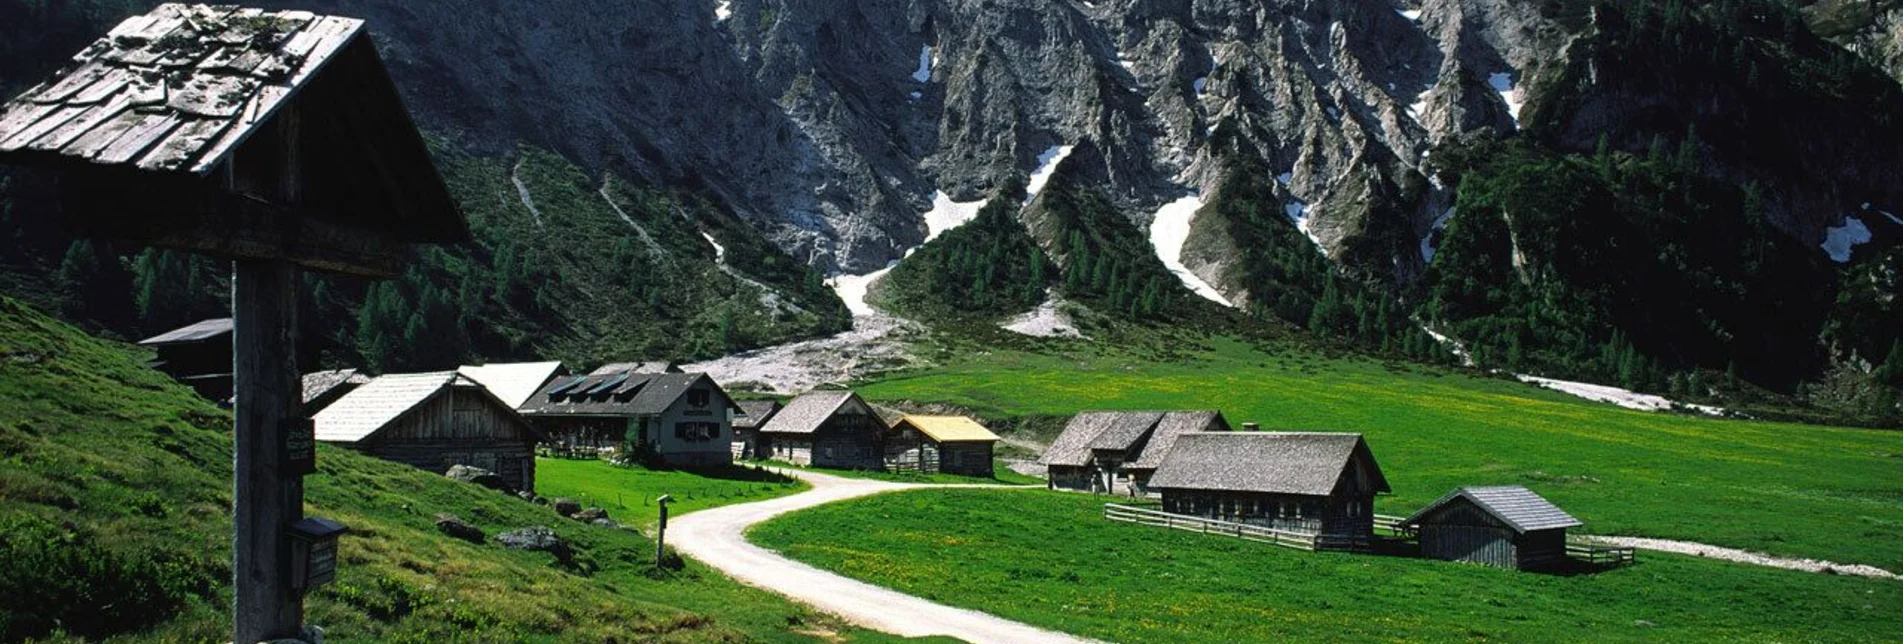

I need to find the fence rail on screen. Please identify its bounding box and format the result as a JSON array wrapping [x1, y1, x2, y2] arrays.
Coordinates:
[[1104, 503, 1319, 551], [1372, 513, 1411, 537], [1566, 541, 1637, 566]]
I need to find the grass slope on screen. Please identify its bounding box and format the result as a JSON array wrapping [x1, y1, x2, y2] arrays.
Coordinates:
[[0, 296, 925, 643], [753, 489, 1903, 643], [855, 337, 1903, 571], [533, 458, 808, 528], [752, 460, 1044, 487]]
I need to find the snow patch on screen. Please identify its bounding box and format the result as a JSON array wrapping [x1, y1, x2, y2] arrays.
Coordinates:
[[1579, 536, 1897, 580], [1284, 199, 1322, 247], [1884, 211, 1903, 226], [828, 263, 897, 318], [1148, 193, 1235, 307], [1821, 216, 1873, 263], [1276, 172, 1293, 186], [715, 0, 732, 21], [1193, 77, 1207, 95], [1003, 292, 1085, 338], [1420, 207, 1456, 263], [1408, 85, 1433, 121], [1519, 375, 1726, 416], [1024, 145, 1075, 203], [509, 158, 545, 228], [912, 46, 934, 83], [1490, 72, 1524, 124], [700, 231, 726, 263], [1397, 9, 1423, 21], [922, 192, 989, 243], [1420, 325, 1475, 367], [908, 90, 922, 100]]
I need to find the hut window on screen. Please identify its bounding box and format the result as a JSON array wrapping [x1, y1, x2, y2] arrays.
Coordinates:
[[676, 422, 719, 442], [687, 388, 711, 407]]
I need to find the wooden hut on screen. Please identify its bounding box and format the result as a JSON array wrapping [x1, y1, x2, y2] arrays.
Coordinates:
[[1148, 432, 1390, 551], [300, 367, 369, 414], [314, 372, 539, 491], [138, 317, 234, 401], [1038, 411, 1226, 494], [1121, 411, 1229, 496], [731, 400, 781, 460], [456, 361, 566, 409], [1402, 486, 1582, 570], [518, 371, 738, 467], [886, 415, 1001, 477], [757, 390, 885, 469]]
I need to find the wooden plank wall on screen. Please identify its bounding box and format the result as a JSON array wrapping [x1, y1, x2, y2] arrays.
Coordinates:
[[362, 387, 538, 491]]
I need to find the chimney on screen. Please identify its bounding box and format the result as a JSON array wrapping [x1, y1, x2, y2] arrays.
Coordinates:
[[1242, 422, 1260, 432]]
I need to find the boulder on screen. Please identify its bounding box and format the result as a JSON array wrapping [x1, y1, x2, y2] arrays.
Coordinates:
[[434, 513, 485, 544], [445, 464, 509, 491], [495, 526, 573, 561], [590, 518, 616, 528], [551, 497, 582, 517], [517, 490, 539, 503], [572, 507, 608, 523]]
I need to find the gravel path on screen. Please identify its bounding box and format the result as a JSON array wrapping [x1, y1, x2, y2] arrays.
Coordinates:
[[1581, 536, 1898, 580], [667, 470, 1099, 643]]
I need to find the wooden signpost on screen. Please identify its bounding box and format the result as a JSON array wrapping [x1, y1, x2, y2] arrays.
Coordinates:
[[0, 5, 467, 642]]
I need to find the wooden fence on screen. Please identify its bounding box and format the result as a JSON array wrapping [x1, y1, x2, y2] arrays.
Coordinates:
[[1373, 513, 1411, 537], [1104, 503, 1319, 551], [1566, 541, 1637, 566]]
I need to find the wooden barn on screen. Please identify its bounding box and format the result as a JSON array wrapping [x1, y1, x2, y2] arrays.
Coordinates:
[[1148, 432, 1390, 552], [1038, 411, 1226, 494], [757, 390, 885, 469], [518, 371, 738, 467], [301, 367, 369, 413], [139, 318, 234, 402], [731, 400, 781, 460], [1402, 485, 1582, 570], [457, 361, 566, 409], [313, 372, 539, 491], [886, 415, 1001, 477]]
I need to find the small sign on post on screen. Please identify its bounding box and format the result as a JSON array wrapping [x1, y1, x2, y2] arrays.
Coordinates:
[[287, 517, 348, 593], [655, 494, 673, 567], [284, 418, 317, 476]]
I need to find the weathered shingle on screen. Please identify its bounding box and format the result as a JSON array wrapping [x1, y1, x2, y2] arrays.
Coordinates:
[[518, 372, 735, 417], [758, 390, 871, 435], [1085, 411, 1167, 452], [313, 371, 456, 443], [137, 317, 232, 345], [301, 367, 368, 405], [1147, 432, 1390, 496], [1040, 411, 1156, 466], [0, 4, 364, 174], [1126, 410, 1229, 471], [733, 400, 781, 429], [1403, 485, 1582, 533], [457, 361, 564, 409]]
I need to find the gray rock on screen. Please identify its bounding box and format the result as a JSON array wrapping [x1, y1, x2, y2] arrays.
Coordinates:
[[572, 507, 608, 523], [590, 518, 617, 528], [444, 465, 509, 491], [495, 526, 573, 561], [434, 513, 485, 544], [552, 498, 582, 517], [517, 490, 539, 503]]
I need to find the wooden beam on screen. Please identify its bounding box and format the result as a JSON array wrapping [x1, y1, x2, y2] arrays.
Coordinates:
[[231, 257, 303, 642]]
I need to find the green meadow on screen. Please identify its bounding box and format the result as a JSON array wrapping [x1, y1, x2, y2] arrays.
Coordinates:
[[860, 335, 1903, 571], [752, 488, 1903, 643], [534, 457, 808, 528], [752, 458, 1045, 486]]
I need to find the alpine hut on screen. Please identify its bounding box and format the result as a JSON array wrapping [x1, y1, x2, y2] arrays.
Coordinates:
[[138, 317, 234, 401], [1148, 432, 1390, 551], [518, 371, 739, 467], [1038, 411, 1227, 494], [757, 390, 885, 469], [1402, 485, 1582, 570], [731, 400, 781, 460], [313, 372, 540, 491], [301, 367, 369, 413], [886, 415, 1001, 477]]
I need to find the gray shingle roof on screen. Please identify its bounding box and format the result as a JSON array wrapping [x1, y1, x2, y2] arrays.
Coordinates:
[[1085, 411, 1167, 452], [1147, 432, 1390, 496], [1039, 411, 1156, 467], [301, 367, 368, 405], [733, 400, 781, 429], [1126, 411, 1229, 471], [457, 361, 564, 409], [758, 390, 872, 435], [518, 372, 736, 417], [138, 317, 232, 345], [0, 4, 365, 175], [313, 371, 456, 443], [1403, 485, 1583, 533]]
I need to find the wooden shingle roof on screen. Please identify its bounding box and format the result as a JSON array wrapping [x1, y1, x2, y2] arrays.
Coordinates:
[[300, 367, 368, 405], [1147, 432, 1391, 496], [758, 390, 872, 435], [137, 317, 232, 345], [1403, 485, 1583, 533], [313, 371, 456, 443], [732, 400, 781, 430], [0, 4, 362, 175], [457, 361, 565, 410], [518, 372, 737, 417], [1126, 410, 1229, 471], [895, 415, 1000, 443]]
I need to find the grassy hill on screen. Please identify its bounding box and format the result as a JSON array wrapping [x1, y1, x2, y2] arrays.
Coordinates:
[[754, 489, 1902, 643], [856, 336, 1903, 571], [0, 296, 927, 643]]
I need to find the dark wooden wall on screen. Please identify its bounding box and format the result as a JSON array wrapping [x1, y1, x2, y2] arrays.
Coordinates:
[[1160, 489, 1376, 551], [937, 442, 993, 477], [360, 387, 538, 491], [1413, 499, 1570, 569]]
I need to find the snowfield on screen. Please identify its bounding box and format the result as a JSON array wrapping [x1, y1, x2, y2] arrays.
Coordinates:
[[1420, 207, 1456, 262], [1024, 145, 1075, 203], [700, 231, 726, 262], [1002, 292, 1085, 339], [1147, 194, 1235, 307], [715, 0, 732, 21], [1821, 215, 1872, 263], [922, 192, 989, 244], [1489, 72, 1523, 125], [912, 45, 934, 83], [828, 264, 898, 318], [1519, 375, 1725, 416]]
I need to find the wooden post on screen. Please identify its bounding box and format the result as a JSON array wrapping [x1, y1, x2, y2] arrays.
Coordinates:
[[232, 258, 303, 643], [655, 494, 672, 568]]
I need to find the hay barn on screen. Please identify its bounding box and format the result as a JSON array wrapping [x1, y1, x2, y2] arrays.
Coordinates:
[[314, 372, 539, 491], [1148, 432, 1390, 551], [757, 390, 884, 469], [1403, 485, 1582, 570], [886, 415, 1000, 477]]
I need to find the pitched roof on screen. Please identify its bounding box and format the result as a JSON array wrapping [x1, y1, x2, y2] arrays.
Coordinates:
[[591, 361, 679, 376], [897, 415, 1000, 443], [1040, 411, 1155, 466], [457, 361, 564, 409], [1126, 411, 1229, 471], [1403, 485, 1583, 533], [138, 317, 232, 345], [758, 390, 871, 435], [517, 371, 737, 417], [313, 371, 457, 443], [732, 400, 781, 429], [301, 367, 369, 405], [1147, 432, 1390, 496], [0, 4, 362, 175]]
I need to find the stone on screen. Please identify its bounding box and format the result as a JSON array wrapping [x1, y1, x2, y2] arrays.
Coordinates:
[[517, 490, 538, 503], [495, 526, 572, 561], [444, 464, 509, 491], [551, 497, 582, 517], [434, 513, 485, 544], [590, 518, 616, 528], [572, 507, 608, 522]]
